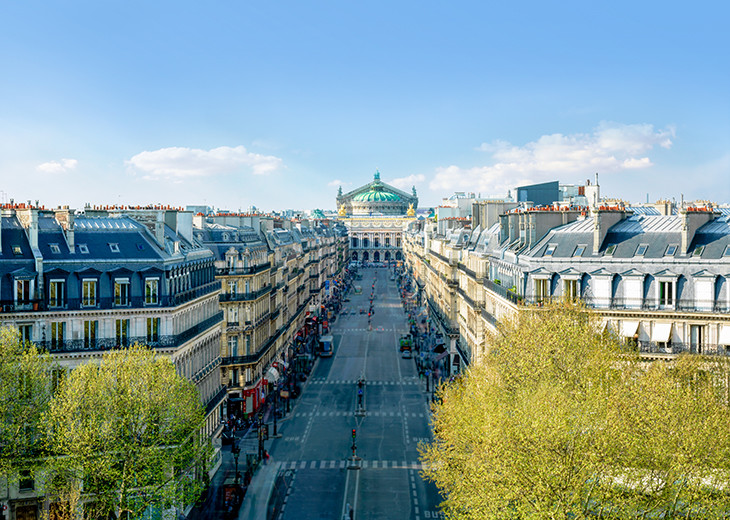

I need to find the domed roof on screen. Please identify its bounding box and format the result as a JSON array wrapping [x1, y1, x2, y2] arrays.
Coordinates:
[[352, 172, 401, 202]]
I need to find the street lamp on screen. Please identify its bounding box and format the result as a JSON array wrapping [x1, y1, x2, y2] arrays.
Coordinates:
[[273, 388, 278, 437]]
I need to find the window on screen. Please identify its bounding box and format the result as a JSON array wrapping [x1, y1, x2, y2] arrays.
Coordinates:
[[228, 336, 239, 357], [604, 244, 617, 256], [114, 279, 130, 306], [245, 334, 251, 355], [351, 237, 358, 248], [145, 278, 159, 305], [15, 279, 31, 304], [146, 317, 160, 343], [544, 244, 557, 256], [49, 279, 65, 308], [635, 244, 648, 256], [535, 279, 549, 302], [50, 321, 65, 350], [12, 245, 22, 255], [692, 245, 705, 257], [665, 244, 678, 256], [116, 319, 129, 347], [659, 281, 675, 307], [78, 244, 89, 254], [49, 243, 61, 254], [244, 280, 250, 293], [109, 243, 120, 253], [564, 279, 579, 301], [396, 237, 401, 248], [82, 279, 97, 307], [18, 324, 32, 344], [228, 281, 237, 296], [724, 245, 730, 257], [83, 320, 97, 349], [363, 238, 369, 248], [374, 237, 380, 248], [573, 245, 586, 257], [229, 307, 238, 323], [19, 469, 34, 491], [385, 236, 390, 247]]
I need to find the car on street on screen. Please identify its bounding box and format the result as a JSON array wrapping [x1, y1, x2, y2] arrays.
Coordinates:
[[401, 350, 412, 359]]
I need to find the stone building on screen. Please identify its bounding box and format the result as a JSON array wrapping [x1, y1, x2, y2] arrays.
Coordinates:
[[403, 185, 730, 373], [336, 171, 417, 263]]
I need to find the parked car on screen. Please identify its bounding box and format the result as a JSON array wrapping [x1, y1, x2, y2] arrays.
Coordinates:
[[402, 350, 413, 359]]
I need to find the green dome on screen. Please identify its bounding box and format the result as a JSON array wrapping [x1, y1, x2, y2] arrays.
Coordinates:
[[352, 181, 401, 202]]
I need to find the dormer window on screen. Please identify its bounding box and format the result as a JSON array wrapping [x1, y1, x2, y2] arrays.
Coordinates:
[[635, 244, 648, 256], [222, 233, 230, 241], [49, 243, 61, 254], [544, 244, 557, 256], [723, 245, 730, 257], [12, 245, 22, 255], [692, 245, 705, 257], [109, 243, 120, 253], [78, 244, 89, 254], [572, 245, 586, 257], [604, 244, 617, 256], [665, 244, 678, 256]]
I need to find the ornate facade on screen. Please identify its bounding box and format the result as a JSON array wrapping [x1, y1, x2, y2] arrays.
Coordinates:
[[337, 171, 418, 263]]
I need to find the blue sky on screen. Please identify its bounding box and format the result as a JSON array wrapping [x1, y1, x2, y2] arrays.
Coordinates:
[[1, 1, 728, 212]]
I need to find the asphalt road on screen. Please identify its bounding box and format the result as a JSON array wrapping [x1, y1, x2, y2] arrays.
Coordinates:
[[269, 267, 443, 520]]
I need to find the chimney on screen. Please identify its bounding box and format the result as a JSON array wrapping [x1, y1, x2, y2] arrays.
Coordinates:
[[155, 211, 165, 247], [592, 207, 627, 254], [54, 208, 75, 251], [16, 206, 40, 251], [680, 207, 715, 254]]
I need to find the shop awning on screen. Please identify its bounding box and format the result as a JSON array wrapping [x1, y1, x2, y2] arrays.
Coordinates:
[[719, 325, 730, 346], [620, 321, 640, 338], [265, 366, 280, 383], [651, 323, 672, 343], [435, 351, 449, 361]]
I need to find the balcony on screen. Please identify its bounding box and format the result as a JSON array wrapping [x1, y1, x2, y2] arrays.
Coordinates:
[[0, 280, 220, 313], [39, 311, 224, 353], [216, 262, 272, 276], [219, 285, 272, 302]]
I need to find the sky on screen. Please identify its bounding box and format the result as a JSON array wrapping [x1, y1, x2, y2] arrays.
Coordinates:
[[1, 1, 728, 212]]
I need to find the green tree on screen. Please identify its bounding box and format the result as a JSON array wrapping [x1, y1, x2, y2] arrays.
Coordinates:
[[45, 344, 210, 519], [420, 301, 730, 519], [0, 326, 52, 478]]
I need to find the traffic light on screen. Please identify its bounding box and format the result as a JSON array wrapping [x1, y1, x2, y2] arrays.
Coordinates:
[[352, 429, 356, 441]]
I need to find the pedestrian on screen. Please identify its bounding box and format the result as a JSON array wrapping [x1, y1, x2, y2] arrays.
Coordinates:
[[264, 449, 270, 464]]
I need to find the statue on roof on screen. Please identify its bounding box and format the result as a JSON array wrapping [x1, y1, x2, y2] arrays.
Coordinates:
[[338, 204, 347, 217], [412, 185, 417, 197], [374, 170, 381, 181], [407, 203, 416, 217], [337, 186, 342, 197]]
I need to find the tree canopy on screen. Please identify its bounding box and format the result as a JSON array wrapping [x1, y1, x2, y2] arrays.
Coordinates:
[[0, 327, 52, 477], [420, 301, 730, 519], [45, 344, 210, 520]]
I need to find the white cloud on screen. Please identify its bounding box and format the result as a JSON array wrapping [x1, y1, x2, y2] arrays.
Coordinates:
[[36, 158, 78, 174], [431, 123, 675, 195], [127, 145, 282, 180], [389, 173, 425, 190], [328, 179, 348, 187]]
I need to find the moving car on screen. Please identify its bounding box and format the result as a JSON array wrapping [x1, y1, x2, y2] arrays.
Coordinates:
[[401, 350, 412, 359], [319, 334, 334, 357]]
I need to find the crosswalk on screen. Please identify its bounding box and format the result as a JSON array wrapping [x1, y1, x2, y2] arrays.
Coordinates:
[[290, 410, 426, 418], [335, 327, 410, 333], [310, 378, 419, 385], [276, 459, 426, 470]]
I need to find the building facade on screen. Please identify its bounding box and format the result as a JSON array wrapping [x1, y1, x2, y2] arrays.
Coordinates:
[[337, 171, 417, 263], [403, 189, 730, 373]]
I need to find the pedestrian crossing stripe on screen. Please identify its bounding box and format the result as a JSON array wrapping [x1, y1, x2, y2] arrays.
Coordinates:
[[310, 379, 418, 385], [291, 411, 425, 418], [276, 460, 426, 470]]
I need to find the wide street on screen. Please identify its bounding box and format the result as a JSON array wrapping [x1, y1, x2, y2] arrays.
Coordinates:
[[267, 266, 443, 520]]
